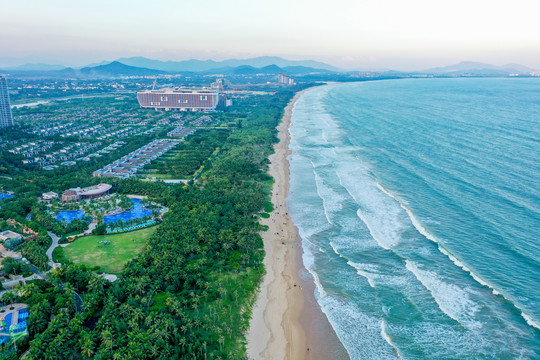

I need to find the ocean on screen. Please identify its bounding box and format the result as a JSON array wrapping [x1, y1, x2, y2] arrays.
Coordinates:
[[288, 78, 540, 359]]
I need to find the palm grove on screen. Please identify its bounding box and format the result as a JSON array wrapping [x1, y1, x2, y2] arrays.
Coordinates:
[[0, 85, 308, 359]]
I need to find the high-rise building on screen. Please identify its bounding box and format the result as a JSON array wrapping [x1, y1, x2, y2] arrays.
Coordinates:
[[278, 73, 295, 85], [0, 76, 14, 127]]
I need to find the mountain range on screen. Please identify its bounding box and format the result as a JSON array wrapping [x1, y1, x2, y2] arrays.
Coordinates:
[[102, 56, 339, 72], [0, 57, 537, 79], [419, 61, 537, 76], [0, 57, 337, 78]]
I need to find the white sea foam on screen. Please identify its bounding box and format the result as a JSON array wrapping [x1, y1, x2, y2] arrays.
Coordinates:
[[321, 131, 329, 144], [376, 160, 540, 333], [376, 183, 517, 302], [289, 81, 540, 357], [436, 245, 496, 292], [347, 261, 376, 288], [315, 292, 400, 359], [313, 170, 335, 226], [380, 321, 403, 359], [301, 238, 328, 299], [405, 260, 481, 329], [312, 167, 349, 226], [356, 209, 398, 250], [329, 241, 344, 258], [521, 312, 540, 330], [332, 164, 406, 251], [346, 260, 410, 289]]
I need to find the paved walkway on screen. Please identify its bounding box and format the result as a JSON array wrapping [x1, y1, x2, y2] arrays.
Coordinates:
[[46, 220, 96, 268], [46, 231, 61, 268]]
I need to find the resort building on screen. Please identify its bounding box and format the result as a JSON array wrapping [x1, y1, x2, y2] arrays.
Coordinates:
[[0, 76, 14, 127], [0, 230, 22, 243], [41, 192, 59, 202], [137, 88, 220, 111], [167, 126, 195, 138], [93, 139, 180, 178], [61, 183, 112, 202]]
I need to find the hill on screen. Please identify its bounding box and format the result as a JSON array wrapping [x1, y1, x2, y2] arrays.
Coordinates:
[[114, 56, 338, 73], [79, 61, 167, 77], [421, 61, 537, 76]]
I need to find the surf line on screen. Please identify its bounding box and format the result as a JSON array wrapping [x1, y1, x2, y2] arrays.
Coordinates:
[[376, 181, 540, 331]]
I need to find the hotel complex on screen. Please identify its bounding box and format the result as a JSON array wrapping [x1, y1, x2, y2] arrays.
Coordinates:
[[0, 76, 14, 127], [137, 88, 221, 111], [61, 183, 112, 202]]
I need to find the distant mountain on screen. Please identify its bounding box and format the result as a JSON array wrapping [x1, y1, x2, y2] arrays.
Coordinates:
[[1, 61, 331, 79], [113, 56, 338, 73], [282, 65, 335, 74], [421, 61, 537, 75], [3, 63, 67, 71], [201, 64, 334, 76], [79, 61, 167, 77], [79, 60, 111, 69], [260, 64, 283, 74], [230, 65, 260, 75], [0, 67, 78, 79]]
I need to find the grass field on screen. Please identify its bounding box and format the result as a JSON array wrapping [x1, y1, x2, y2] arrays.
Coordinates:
[[63, 226, 157, 273]]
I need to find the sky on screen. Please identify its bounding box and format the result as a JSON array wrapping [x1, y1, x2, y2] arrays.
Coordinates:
[[2, 0, 540, 70]]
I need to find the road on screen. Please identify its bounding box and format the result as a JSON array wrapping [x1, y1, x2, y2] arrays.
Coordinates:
[[46, 231, 61, 268]]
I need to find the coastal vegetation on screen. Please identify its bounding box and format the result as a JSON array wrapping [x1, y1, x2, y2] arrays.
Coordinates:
[[0, 84, 311, 359], [142, 129, 229, 179]]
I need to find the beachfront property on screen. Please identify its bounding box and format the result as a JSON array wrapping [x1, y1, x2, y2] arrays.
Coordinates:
[[93, 139, 180, 178], [0, 304, 29, 349], [0, 76, 14, 127], [137, 88, 221, 111], [61, 183, 112, 202]]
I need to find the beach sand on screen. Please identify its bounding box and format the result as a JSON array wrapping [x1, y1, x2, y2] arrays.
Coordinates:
[[247, 89, 350, 360]]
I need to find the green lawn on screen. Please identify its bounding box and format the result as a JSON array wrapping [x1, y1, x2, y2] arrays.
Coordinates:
[[63, 226, 157, 273]]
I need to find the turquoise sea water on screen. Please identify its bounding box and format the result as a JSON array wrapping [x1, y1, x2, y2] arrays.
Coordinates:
[[288, 79, 540, 359]]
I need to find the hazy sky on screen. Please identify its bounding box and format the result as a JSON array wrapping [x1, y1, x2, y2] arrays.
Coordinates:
[[2, 0, 540, 70]]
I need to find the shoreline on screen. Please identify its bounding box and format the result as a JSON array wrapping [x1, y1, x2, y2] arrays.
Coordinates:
[[247, 87, 349, 360]]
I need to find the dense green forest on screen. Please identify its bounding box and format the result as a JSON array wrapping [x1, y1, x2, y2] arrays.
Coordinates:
[[143, 129, 230, 179], [1, 85, 309, 359]]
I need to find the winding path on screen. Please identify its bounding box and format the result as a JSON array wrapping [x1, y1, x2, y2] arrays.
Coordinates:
[[46, 231, 62, 268]]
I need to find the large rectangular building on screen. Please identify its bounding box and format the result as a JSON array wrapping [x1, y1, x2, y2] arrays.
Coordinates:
[[137, 88, 219, 111], [61, 183, 112, 202], [0, 76, 14, 127]]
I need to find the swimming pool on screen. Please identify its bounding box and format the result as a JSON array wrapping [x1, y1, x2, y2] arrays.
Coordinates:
[[0, 193, 14, 200], [56, 210, 88, 223], [104, 198, 159, 224], [56, 199, 163, 224]]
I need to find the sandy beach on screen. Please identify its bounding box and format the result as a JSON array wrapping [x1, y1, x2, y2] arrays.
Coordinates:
[[247, 88, 349, 360]]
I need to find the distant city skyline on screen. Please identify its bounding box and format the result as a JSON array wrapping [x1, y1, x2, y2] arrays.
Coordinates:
[[2, 0, 540, 71]]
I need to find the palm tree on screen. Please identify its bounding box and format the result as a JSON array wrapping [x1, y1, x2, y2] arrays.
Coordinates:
[[80, 335, 94, 358]]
